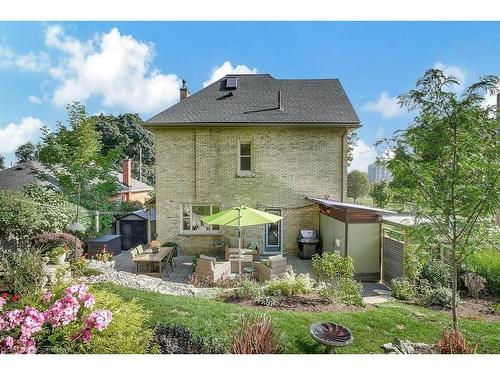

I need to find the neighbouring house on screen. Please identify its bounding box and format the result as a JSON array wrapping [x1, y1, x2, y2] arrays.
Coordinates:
[[144, 74, 361, 257], [113, 159, 154, 204], [0, 161, 59, 192], [0, 159, 153, 205]]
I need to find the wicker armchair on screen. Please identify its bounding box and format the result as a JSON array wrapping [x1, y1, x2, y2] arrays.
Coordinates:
[[195, 255, 231, 283], [253, 254, 287, 281], [224, 237, 259, 261]]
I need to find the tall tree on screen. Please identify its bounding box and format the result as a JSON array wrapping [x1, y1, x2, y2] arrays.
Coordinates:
[[94, 114, 155, 185], [15, 142, 39, 163], [370, 181, 392, 208], [347, 170, 370, 203], [386, 70, 499, 330], [0, 155, 4, 170], [39, 103, 121, 214]]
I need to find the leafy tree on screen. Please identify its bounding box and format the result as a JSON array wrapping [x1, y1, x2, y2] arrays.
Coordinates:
[[370, 181, 392, 208], [94, 114, 155, 185], [0, 155, 4, 170], [0, 191, 43, 245], [15, 142, 39, 163], [385, 69, 499, 330], [38, 103, 121, 217], [346, 131, 359, 167], [347, 170, 370, 203]]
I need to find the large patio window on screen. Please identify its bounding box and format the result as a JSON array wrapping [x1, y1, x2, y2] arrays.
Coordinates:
[[180, 204, 220, 233]]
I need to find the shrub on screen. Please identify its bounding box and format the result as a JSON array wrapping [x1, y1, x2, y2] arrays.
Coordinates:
[[81, 289, 152, 354], [312, 252, 354, 282], [231, 315, 281, 354], [234, 277, 263, 300], [488, 303, 500, 314], [255, 296, 280, 307], [33, 232, 84, 259], [462, 272, 486, 298], [0, 248, 46, 296], [465, 249, 500, 297], [424, 286, 457, 308], [0, 283, 112, 354], [434, 329, 478, 354], [390, 277, 416, 301], [70, 257, 89, 276], [420, 259, 451, 288], [318, 279, 365, 306], [147, 323, 226, 354], [265, 270, 315, 297]]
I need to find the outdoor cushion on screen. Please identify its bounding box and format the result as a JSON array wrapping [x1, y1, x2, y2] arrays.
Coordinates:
[[136, 245, 144, 254], [228, 237, 240, 248], [248, 241, 258, 250], [267, 254, 283, 267], [130, 248, 138, 258], [200, 254, 216, 266]]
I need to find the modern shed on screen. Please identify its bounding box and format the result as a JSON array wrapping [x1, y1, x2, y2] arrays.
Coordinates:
[[114, 209, 156, 251], [308, 197, 411, 283]]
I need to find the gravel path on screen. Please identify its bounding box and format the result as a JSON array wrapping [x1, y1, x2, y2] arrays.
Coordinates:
[[85, 260, 219, 298]]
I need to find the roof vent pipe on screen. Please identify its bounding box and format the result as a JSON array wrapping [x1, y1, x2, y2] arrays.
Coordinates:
[[278, 90, 282, 110]]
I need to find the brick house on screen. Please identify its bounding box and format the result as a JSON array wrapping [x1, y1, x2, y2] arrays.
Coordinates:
[[145, 74, 360, 256]]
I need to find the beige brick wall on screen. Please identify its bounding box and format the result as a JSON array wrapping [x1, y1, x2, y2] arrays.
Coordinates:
[[153, 126, 347, 255]]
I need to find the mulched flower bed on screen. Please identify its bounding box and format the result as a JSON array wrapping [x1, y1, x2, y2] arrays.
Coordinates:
[[226, 293, 369, 313]]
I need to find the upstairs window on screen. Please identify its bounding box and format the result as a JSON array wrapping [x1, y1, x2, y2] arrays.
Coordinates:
[[181, 204, 220, 233], [239, 141, 252, 172]]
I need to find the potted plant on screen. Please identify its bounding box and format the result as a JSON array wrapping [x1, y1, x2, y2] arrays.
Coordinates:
[[49, 246, 67, 265], [150, 240, 160, 254]]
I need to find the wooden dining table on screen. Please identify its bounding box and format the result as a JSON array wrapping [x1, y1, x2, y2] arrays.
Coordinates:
[[132, 247, 173, 278]]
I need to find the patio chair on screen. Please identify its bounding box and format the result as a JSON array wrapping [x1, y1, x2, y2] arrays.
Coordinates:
[[130, 246, 148, 273], [224, 237, 259, 261], [195, 255, 230, 283], [160, 247, 175, 276], [253, 254, 287, 281]]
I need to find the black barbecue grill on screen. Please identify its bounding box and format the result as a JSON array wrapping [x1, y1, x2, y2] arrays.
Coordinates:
[[297, 229, 319, 259]]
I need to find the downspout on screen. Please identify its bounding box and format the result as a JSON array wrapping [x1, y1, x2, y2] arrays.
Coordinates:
[[194, 129, 197, 202], [341, 127, 348, 202]]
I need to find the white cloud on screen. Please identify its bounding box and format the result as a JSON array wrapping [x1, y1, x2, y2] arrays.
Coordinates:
[[0, 117, 43, 155], [203, 61, 258, 87], [434, 62, 466, 88], [362, 91, 405, 118], [0, 43, 50, 71], [45, 25, 181, 113], [28, 95, 42, 104], [348, 139, 377, 173]]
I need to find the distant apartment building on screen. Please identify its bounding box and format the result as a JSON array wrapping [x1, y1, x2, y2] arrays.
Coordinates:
[[367, 163, 392, 183]]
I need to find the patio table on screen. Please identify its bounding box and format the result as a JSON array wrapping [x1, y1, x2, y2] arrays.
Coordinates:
[[132, 247, 173, 278]]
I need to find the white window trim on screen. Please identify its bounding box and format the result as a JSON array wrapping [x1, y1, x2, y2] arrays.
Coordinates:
[[179, 203, 222, 235], [237, 140, 255, 177]]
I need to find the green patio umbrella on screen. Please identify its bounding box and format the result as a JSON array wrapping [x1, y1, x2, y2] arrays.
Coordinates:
[[201, 205, 283, 274]]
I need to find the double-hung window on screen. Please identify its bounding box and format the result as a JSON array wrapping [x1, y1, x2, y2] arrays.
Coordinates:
[[181, 204, 220, 233], [238, 141, 253, 176]]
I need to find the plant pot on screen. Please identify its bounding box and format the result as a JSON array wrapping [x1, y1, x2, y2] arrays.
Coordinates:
[[53, 253, 66, 265]]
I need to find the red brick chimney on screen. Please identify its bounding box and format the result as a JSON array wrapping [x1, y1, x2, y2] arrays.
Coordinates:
[[122, 159, 132, 187], [180, 79, 189, 101]]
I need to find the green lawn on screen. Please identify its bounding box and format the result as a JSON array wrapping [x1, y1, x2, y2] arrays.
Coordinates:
[[94, 282, 500, 354]]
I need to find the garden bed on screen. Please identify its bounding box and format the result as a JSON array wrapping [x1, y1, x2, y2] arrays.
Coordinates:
[[426, 295, 500, 322], [228, 293, 369, 313]]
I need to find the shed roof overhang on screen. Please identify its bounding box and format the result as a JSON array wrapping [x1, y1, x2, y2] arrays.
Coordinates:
[[307, 197, 395, 224]]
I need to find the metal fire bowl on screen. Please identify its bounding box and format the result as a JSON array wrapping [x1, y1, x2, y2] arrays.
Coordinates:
[[310, 323, 353, 353]]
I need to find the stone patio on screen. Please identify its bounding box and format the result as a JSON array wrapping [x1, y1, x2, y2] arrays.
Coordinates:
[[110, 249, 392, 302]]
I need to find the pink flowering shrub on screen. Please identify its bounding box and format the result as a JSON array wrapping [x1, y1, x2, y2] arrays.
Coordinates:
[[0, 283, 112, 354], [33, 232, 84, 259]]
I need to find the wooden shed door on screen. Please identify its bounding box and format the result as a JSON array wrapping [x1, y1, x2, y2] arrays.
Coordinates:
[[120, 221, 147, 250], [382, 237, 404, 284]]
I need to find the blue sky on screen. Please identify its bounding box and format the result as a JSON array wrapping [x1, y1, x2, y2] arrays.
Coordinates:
[[0, 21, 499, 169]]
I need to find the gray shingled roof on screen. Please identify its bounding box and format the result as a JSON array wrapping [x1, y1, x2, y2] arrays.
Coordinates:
[[113, 172, 153, 193], [146, 74, 360, 126], [0, 162, 60, 192]]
